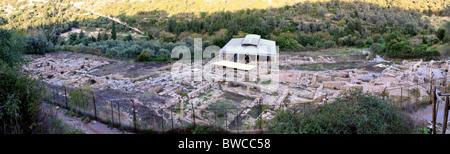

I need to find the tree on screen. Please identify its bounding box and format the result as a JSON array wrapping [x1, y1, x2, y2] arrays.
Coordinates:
[[435, 28, 445, 41], [97, 31, 102, 41], [23, 33, 54, 55], [422, 35, 428, 44], [79, 30, 85, 40], [124, 34, 133, 41], [103, 32, 108, 40], [402, 23, 416, 36], [0, 29, 23, 67], [212, 38, 227, 48], [111, 21, 117, 40]]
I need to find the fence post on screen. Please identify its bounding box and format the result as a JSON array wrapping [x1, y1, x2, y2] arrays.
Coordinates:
[[401, 87, 403, 106], [92, 92, 97, 120], [180, 101, 184, 120], [442, 96, 449, 134], [430, 79, 433, 104], [214, 109, 217, 131], [153, 112, 156, 133], [131, 99, 137, 133], [161, 109, 164, 133], [236, 108, 239, 134], [191, 103, 196, 127], [110, 101, 114, 126], [64, 85, 68, 108], [259, 101, 262, 131], [118, 102, 121, 128], [225, 108, 228, 130], [171, 108, 174, 130], [432, 86, 437, 134]]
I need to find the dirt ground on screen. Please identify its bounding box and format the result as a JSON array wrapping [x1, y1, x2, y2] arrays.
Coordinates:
[[42, 103, 130, 134]]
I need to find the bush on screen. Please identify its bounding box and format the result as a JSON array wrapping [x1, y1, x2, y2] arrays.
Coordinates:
[[0, 29, 23, 67], [276, 32, 303, 49], [402, 22, 417, 36], [355, 39, 366, 48], [137, 52, 150, 62], [337, 19, 346, 27], [324, 41, 336, 48], [212, 38, 228, 48], [370, 43, 384, 53], [0, 60, 44, 134], [316, 7, 327, 17], [266, 91, 417, 134], [435, 28, 445, 41], [23, 33, 54, 55]]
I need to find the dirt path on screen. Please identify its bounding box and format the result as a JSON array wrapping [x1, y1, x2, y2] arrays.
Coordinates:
[[73, 4, 146, 36], [47, 104, 132, 134], [413, 101, 450, 134]]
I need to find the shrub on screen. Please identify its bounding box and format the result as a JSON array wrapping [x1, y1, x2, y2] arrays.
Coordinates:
[[266, 91, 417, 134], [402, 22, 417, 36], [212, 38, 227, 48], [316, 7, 327, 17], [370, 43, 384, 53], [276, 32, 303, 49], [137, 52, 150, 62], [0, 61, 44, 134], [355, 39, 366, 48], [435, 28, 445, 41], [324, 41, 336, 48], [23, 33, 54, 55], [0, 29, 23, 67]]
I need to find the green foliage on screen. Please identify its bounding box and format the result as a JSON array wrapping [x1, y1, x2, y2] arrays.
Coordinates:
[[212, 37, 228, 48], [123, 34, 133, 41], [0, 29, 23, 67], [276, 32, 303, 49], [111, 21, 117, 40], [23, 33, 54, 55], [69, 85, 92, 111], [435, 28, 445, 41], [0, 57, 44, 134], [402, 22, 416, 36], [370, 43, 384, 53], [355, 39, 366, 48], [136, 52, 150, 62], [384, 31, 439, 58], [166, 124, 230, 134], [337, 19, 346, 27], [267, 91, 417, 134]]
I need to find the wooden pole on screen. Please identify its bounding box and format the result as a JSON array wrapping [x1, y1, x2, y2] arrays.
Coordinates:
[[442, 96, 449, 134], [131, 99, 137, 132], [161, 109, 164, 133], [153, 112, 155, 132], [180, 101, 184, 120], [110, 101, 114, 126], [401, 87, 403, 106], [92, 92, 97, 120], [191, 103, 196, 127], [432, 86, 437, 134], [225, 108, 228, 130], [117, 102, 120, 127], [171, 108, 174, 130], [236, 108, 239, 134], [64, 86, 68, 108]]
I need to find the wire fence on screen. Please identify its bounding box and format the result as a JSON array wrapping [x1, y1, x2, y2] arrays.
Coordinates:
[[40, 75, 448, 134]]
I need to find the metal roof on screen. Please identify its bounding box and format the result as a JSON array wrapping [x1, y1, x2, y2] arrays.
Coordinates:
[[213, 60, 257, 71], [220, 34, 277, 55]]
